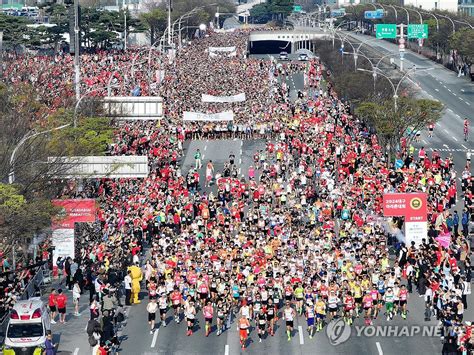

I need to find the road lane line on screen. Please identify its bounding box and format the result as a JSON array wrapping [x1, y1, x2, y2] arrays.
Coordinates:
[[444, 129, 449, 134], [447, 89, 452, 92], [447, 108, 453, 112], [74, 348, 80, 355], [462, 144, 468, 149], [467, 102, 471, 106], [453, 93, 457, 96], [453, 136, 458, 141], [151, 329, 159, 348], [443, 144, 449, 148], [376, 342, 384, 355], [422, 139, 427, 144], [202, 154, 206, 160], [459, 98, 464, 101], [224, 344, 229, 355], [204, 145, 207, 151], [298, 326, 305, 344], [434, 88, 439, 92]]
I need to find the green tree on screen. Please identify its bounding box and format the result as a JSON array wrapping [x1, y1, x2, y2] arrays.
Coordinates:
[[0, 13, 31, 47], [356, 98, 443, 161], [140, 8, 167, 45], [450, 28, 474, 63]]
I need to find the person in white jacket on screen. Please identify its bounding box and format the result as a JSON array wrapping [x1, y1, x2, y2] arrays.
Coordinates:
[[73, 281, 81, 316]]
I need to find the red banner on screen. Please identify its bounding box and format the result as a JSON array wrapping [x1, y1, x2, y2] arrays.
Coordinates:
[[383, 193, 427, 222], [52, 199, 96, 229]]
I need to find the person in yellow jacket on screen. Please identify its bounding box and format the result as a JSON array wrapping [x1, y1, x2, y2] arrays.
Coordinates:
[[128, 262, 143, 304]]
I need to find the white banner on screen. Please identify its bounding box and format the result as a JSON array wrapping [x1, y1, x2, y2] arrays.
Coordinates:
[[183, 111, 234, 122], [209, 50, 237, 58], [208, 46, 236, 53], [202, 93, 246, 103], [213, 28, 236, 33], [52, 229, 75, 263]]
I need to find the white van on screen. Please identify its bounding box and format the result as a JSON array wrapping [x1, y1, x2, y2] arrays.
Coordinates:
[[3, 298, 51, 354]]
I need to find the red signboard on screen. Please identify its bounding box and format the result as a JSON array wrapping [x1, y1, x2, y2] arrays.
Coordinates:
[[383, 193, 427, 222], [52, 199, 96, 229]]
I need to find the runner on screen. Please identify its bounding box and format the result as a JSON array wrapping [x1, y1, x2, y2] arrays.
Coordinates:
[[48, 289, 57, 324], [315, 297, 326, 332], [267, 298, 276, 336], [158, 293, 168, 327], [363, 290, 373, 326], [257, 306, 267, 342], [343, 291, 355, 325], [56, 289, 67, 324], [305, 299, 316, 338], [216, 299, 226, 336], [185, 300, 197, 336], [203, 301, 214, 337], [146, 298, 158, 334], [384, 288, 395, 321], [399, 284, 409, 320], [239, 316, 250, 349], [170, 287, 182, 323], [283, 301, 296, 341]]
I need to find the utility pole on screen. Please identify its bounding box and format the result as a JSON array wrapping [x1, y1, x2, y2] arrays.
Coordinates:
[[0, 31, 3, 80], [123, 0, 127, 51], [167, 0, 172, 46], [74, 0, 80, 101], [399, 23, 405, 72]]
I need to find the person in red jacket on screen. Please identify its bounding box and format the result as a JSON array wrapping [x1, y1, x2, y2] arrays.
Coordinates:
[[56, 289, 67, 324]]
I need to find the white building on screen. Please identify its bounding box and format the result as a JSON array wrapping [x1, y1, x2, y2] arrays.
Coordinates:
[[402, 0, 458, 13]]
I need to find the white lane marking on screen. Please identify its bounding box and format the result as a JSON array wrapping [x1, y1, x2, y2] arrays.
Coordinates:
[[456, 114, 461, 119], [422, 139, 427, 144], [443, 144, 449, 148], [151, 329, 159, 348], [447, 89, 452, 92], [434, 88, 439, 92], [298, 325, 305, 345], [459, 98, 464, 101], [447, 108, 453, 112], [204, 145, 207, 151], [467, 102, 471, 106], [74, 348, 80, 355], [443, 129, 449, 134], [453, 93, 457, 97], [462, 144, 468, 149], [376, 342, 384, 355], [461, 89, 465, 92], [202, 154, 206, 160], [241, 141, 243, 147], [453, 136, 458, 141], [84, 324, 88, 331], [224, 344, 230, 355]]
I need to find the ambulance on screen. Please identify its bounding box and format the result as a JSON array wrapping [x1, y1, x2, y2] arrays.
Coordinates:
[[3, 298, 51, 355]]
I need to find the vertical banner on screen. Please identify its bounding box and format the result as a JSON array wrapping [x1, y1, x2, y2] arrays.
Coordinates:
[[383, 193, 427, 246], [51, 199, 96, 266]]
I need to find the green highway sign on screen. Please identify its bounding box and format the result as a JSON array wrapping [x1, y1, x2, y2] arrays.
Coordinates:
[[293, 5, 303, 13], [407, 24, 428, 39], [376, 24, 397, 39]]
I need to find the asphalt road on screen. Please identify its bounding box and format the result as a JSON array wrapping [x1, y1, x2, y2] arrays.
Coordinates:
[[343, 32, 473, 175]]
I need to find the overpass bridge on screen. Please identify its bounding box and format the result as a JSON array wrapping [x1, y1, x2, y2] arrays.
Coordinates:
[[248, 29, 331, 54]]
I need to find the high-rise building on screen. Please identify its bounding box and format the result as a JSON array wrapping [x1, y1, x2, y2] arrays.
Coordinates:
[[458, 0, 474, 16]]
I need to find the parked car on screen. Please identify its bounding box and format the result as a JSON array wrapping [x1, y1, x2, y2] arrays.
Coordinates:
[[279, 51, 289, 61]]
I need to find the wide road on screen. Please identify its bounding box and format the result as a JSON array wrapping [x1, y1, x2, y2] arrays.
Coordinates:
[[343, 32, 473, 174]]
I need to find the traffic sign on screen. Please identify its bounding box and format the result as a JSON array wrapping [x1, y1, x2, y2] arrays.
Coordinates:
[[293, 5, 303, 13], [407, 24, 428, 39], [376, 24, 397, 39], [365, 10, 384, 20], [399, 38, 405, 44], [399, 44, 405, 49]]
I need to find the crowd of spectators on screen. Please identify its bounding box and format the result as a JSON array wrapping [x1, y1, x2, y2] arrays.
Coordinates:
[[1, 28, 472, 353]]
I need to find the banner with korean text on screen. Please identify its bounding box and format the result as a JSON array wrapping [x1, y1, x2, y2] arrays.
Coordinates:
[[183, 111, 234, 122], [383, 193, 427, 246], [201, 93, 246, 103], [51, 199, 96, 265]]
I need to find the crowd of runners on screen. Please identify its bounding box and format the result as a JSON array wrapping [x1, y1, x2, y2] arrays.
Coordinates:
[[1, 28, 473, 353]]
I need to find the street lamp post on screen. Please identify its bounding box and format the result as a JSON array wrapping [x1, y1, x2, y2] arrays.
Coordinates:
[[357, 66, 433, 111], [73, 0, 80, 101], [9, 124, 71, 184]]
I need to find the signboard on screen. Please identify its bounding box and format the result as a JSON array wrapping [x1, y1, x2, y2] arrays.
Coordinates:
[[183, 111, 234, 122], [52, 199, 96, 229], [376, 24, 397, 39], [51, 199, 96, 265], [383, 193, 427, 222], [383, 193, 428, 247], [293, 5, 303, 12], [103, 96, 163, 120], [364, 10, 384, 19], [331, 8, 346, 17], [407, 24, 428, 39]]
